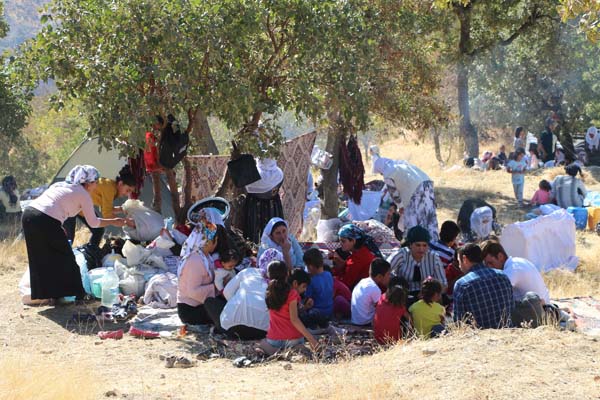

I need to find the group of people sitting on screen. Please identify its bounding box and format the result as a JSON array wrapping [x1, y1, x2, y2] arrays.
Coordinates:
[[175, 208, 553, 352], [18, 160, 555, 354]]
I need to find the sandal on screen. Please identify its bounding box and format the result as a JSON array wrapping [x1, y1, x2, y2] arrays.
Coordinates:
[[165, 356, 196, 368]]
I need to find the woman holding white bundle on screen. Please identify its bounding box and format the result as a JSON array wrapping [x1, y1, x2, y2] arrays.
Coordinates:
[[22, 165, 132, 301]]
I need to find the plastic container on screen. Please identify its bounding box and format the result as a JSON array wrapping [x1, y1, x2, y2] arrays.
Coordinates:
[[566, 207, 588, 230], [88, 268, 108, 298], [73, 248, 91, 295], [587, 206, 600, 231], [101, 267, 120, 307]]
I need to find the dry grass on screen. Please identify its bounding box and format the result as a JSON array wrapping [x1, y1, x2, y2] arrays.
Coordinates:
[[0, 137, 599, 399], [0, 351, 99, 400]]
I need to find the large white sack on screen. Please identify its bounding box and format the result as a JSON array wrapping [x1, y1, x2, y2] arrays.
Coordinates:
[[347, 190, 383, 221], [500, 209, 578, 272], [122, 199, 164, 241]]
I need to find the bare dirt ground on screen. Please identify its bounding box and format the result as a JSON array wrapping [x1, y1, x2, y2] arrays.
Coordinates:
[[2, 140, 600, 400]]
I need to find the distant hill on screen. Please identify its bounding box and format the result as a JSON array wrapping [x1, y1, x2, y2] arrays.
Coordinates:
[[0, 0, 50, 52]]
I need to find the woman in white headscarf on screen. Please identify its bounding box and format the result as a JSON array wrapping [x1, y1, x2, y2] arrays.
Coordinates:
[[176, 214, 219, 325], [243, 157, 285, 243], [370, 147, 439, 241], [22, 165, 131, 302], [204, 248, 284, 339], [257, 217, 305, 269], [586, 126, 600, 152]]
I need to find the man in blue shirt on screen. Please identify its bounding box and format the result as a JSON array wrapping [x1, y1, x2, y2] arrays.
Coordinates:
[[453, 243, 514, 329]]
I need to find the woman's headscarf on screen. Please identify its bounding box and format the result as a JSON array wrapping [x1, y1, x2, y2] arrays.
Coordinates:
[[245, 158, 284, 194], [258, 248, 284, 279], [189, 207, 224, 227], [586, 126, 600, 151], [65, 165, 100, 185], [1, 176, 17, 206], [259, 217, 303, 264], [178, 218, 218, 277], [338, 223, 383, 258]]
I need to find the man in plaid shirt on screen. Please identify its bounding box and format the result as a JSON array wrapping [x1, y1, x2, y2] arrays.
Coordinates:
[[453, 243, 513, 329]]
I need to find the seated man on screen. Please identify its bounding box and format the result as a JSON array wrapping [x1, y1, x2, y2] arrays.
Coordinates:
[[387, 226, 447, 299], [453, 244, 513, 329], [481, 241, 551, 327], [351, 259, 391, 326]]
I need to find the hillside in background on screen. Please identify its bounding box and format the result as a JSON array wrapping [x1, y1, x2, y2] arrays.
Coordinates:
[[0, 0, 49, 52]]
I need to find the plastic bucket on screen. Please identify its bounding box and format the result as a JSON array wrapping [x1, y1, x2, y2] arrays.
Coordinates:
[[587, 206, 600, 231], [567, 207, 588, 230]]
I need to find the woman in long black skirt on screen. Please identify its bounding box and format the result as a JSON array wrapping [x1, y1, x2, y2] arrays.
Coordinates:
[[22, 165, 132, 301], [243, 158, 284, 244]]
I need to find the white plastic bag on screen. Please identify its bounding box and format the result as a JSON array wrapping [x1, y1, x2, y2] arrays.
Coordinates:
[[122, 240, 152, 266], [317, 218, 341, 242], [122, 199, 164, 241], [311, 146, 333, 170]]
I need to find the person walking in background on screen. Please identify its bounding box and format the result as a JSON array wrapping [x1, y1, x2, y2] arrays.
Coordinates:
[[539, 118, 558, 164], [513, 127, 525, 151], [506, 148, 527, 207]]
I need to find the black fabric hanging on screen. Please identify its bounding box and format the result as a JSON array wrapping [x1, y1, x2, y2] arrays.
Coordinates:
[[339, 134, 365, 205]]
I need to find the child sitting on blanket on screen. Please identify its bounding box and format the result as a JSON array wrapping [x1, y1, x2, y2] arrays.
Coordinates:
[[350, 259, 391, 326], [373, 277, 411, 344], [530, 179, 552, 206], [409, 278, 445, 338], [260, 262, 318, 355], [301, 249, 334, 329], [214, 249, 241, 296]]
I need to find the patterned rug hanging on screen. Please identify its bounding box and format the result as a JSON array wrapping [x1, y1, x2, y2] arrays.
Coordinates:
[[339, 134, 365, 204]]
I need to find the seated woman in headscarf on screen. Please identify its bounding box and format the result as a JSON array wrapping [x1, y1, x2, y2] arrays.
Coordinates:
[[586, 126, 600, 153], [551, 164, 587, 209], [243, 157, 284, 243], [176, 214, 219, 325], [0, 175, 21, 223], [370, 146, 439, 241], [257, 217, 304, 270], [22, 165, 132, 302], [387, 225, 447, 299], [204, 248, 284, 340], [331, 224, 382, 290]]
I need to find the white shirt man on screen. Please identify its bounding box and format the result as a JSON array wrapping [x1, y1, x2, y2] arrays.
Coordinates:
[[481, 242, 550, 304]]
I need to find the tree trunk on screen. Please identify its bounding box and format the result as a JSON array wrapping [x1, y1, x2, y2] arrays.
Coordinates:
[[432, 127, 443, 165], [180, 108, 219, 211], [190, 108, 219, 155], [321, 112, 344, 220], [456, 5, 479, 158]]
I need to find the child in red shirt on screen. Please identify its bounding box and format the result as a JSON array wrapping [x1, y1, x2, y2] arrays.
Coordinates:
[[374, 277, 411, 344], [260, 262, 318, 355]]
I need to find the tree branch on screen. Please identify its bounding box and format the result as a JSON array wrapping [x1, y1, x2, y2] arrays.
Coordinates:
[[468, 7, 551, 57]]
